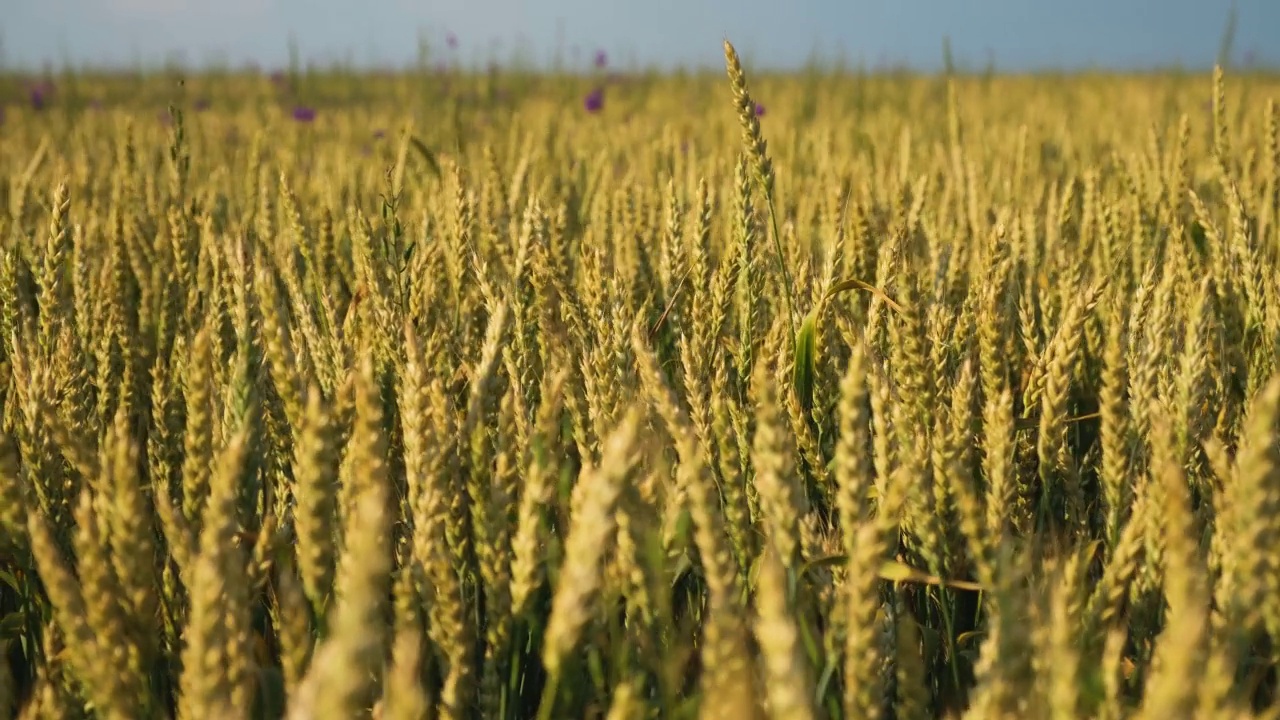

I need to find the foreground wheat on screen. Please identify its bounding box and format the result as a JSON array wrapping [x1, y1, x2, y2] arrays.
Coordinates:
[[0, 53, 1277, 720]]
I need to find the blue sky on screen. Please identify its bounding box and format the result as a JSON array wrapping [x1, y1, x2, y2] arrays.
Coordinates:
[[5, 0, 1278, 73]]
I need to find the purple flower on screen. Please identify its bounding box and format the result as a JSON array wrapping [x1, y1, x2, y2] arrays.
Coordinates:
[[291, 106, 316, 123], [372, 129, 386, 140], [270, 70, 287, 85], [29, 82, 52, 111], [584, 87, 604, 113], [594, 49, 608, 69], [193, 97, 210, 111], [446, 32, 458, 50], [754, 102, 765, 117]]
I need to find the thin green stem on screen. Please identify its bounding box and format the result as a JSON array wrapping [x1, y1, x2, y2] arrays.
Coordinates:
[[763, 187, 798, 346], [535, 672, 560, 720], [936, 589, 964, 703]]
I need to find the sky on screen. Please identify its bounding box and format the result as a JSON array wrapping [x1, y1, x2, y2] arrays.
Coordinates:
[[3, 0, 1278, 73]]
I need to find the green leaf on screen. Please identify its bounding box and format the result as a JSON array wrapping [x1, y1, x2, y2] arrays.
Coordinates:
[[800, 553, 847, 577], [670, 552, 694, 588], [879, 560, 983, 592], [793, 309, 818, 413], [802, 555, 982, 591], [254, 666, 287, 720], [407, 136, 442, 179], [0, 611, 24, 642]]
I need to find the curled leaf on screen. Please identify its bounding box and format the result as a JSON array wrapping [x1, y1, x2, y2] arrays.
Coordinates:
[[826, 277, 904, 315], [878, 560, 983, 592], [801, 555, 982, 592]]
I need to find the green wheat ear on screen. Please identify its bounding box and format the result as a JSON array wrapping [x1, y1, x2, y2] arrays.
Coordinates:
[[723, 38, 796, 339]]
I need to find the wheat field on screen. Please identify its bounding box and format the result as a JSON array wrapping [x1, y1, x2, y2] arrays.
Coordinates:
[[1, 44, 1280, 719]]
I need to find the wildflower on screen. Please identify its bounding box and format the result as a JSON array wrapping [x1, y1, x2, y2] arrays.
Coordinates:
[[446, 32, 458, 50], [584, 87, 604, 113], [373, 129, 386, 140], [29, 82, 51, 111], [193, 98, 210, 111], [594, 49, 608, 69], [292, 106, 316, 123], [754, 102, 765, 117]]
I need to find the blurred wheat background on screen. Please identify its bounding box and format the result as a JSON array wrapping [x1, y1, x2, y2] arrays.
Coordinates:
[[1, 33, 1279, 719]]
